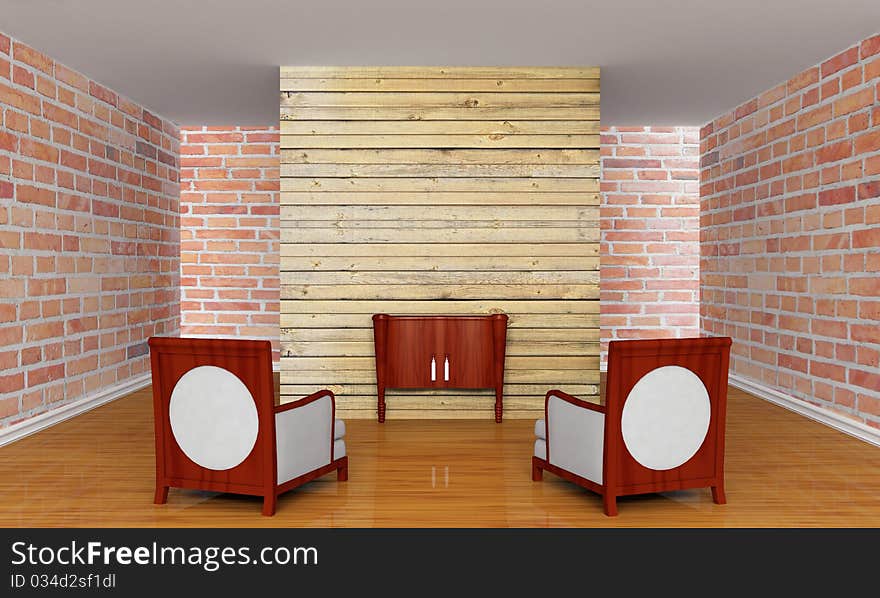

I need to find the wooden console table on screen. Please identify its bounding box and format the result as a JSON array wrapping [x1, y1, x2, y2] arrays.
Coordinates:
[[372, 314, 509, 423]]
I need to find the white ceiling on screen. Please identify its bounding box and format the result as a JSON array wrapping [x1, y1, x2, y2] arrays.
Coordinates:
[[2, 1, 878, 126]]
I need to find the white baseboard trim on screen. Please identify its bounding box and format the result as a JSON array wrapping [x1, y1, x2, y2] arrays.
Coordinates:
[[728, 374, 880, 448], [0, 372, 152, 448]]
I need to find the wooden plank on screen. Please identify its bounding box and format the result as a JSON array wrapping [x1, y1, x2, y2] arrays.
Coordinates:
[[279, 66, 600, 79], [281, 92, 600, 108], [281, 177, 596, 193], [280, 243, 600, 257], [280, 133, 599, 148], [280, 107, 600, 121], [280, 384, 599, 397], [280, 284, 599, 300], [280, 120, 601, 135], [332, 397, 511, 411], [280, 340, 600, 357], [309, 397, 579, 412], [281, 205, 599, 222], [279, 192, 601, 206], [510, 328, 601, 342], [280, 313, 600, 329], [280, 327, 602, 343], [280, 227, 599, 244], [278, 299, 600, 314], [280, 271, 600, 286], [287, 220, 600, 231], [281, 149, 599, 165], [334, 398, 594, 411], [280, 256, 600, 272], [279, 369, 600, 384], [280, 163, 600, 178], [282, 355, 597, 372], [280, 77, 601, 93], [279, 332, 600, 349]]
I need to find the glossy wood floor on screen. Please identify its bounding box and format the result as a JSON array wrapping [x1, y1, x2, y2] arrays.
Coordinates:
[[1, 382, 879, 527]]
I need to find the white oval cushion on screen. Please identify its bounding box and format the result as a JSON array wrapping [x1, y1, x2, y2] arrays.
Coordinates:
[[621, 365, 710, 471], [169, 365, 259, 471]]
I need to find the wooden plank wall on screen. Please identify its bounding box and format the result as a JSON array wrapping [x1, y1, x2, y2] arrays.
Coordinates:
[[279, 67, 600, 419]]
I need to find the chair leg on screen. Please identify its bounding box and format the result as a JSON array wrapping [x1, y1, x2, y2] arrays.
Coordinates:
[[337, 457, 349, 482], [531, 457, 543, 481], [711, 484, 726, 505], [603, 493, 618, 517], [262, 494, 277, 517], [154, 485, 168, 505]]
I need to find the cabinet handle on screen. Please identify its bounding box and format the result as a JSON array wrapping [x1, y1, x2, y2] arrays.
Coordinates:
[[430, 355, 436, 382], [444, 355, 450, 381]]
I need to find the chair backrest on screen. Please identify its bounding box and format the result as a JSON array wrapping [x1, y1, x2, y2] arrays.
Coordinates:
[[148, 337, 277, 494], [604, 337, 732, 494]]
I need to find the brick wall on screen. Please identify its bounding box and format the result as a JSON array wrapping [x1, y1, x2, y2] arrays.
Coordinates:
[[600, 126, 701, 365], [179, 127, 280, 363], [701, 32, 880, 427], [0, 31, 180, 427]]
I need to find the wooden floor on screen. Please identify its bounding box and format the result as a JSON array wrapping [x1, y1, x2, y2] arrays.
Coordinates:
[[1, 383, 879, 527]]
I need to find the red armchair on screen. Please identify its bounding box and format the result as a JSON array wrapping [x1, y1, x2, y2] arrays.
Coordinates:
[[148, 337, 348, 516], [532, 337, 732, 516]]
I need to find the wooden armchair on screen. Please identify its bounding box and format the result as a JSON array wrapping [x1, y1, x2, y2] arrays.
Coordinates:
[[532, 337, 732, 516], [148, 337, 348, 516]]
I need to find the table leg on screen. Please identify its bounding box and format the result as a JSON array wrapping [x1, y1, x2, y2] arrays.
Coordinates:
[[378, 385, 386, 423]]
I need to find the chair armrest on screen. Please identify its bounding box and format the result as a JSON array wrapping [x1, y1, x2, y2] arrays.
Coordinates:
[[544, 389, 605, 413], [275, 389, 335, 414], [274, 389, 337, 484], [544, 389, 604, 484]]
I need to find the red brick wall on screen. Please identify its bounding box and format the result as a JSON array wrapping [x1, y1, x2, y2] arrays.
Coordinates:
[[0, 31, 180, 426], [701, 33, 880, 427], [179, 127, 280, 363], [600, 126, 701, 365]]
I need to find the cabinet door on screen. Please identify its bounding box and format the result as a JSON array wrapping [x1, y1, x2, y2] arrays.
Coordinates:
[[385, 319, 438, 388], [443, 319, 494, 388]]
